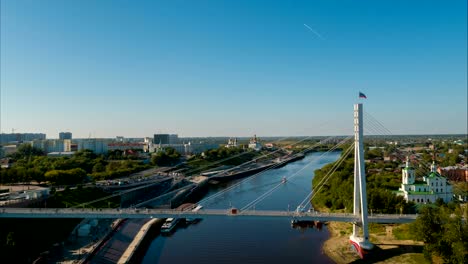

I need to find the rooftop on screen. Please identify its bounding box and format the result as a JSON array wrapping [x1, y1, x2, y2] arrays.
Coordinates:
[[408, 191, 433, 195], [47, 151, 75, 156], [428, 172, 441, 178]]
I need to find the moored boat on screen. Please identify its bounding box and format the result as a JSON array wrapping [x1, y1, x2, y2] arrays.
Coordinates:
[[161, 218, 180, 233]]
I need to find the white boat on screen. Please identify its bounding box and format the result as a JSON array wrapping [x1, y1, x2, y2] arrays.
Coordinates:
[[185, 204, 203, 224], [192, 205, 203, 212], [161, 218, 179, 233]]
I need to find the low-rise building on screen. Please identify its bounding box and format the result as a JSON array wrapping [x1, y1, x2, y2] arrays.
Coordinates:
[[0, 158, 13, 168], [264, 143, 275, 149], [397, 158, 453, 204], [438, 166, 468, 182], [185, 142, 218, 155], [47, 152, 75, 157], [1, 145, 17, 157], [107, 142, 146, 152], [150, 142, 218, 155]]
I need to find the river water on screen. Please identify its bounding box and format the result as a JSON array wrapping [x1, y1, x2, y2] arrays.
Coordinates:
[[142, 151, 340, 264]]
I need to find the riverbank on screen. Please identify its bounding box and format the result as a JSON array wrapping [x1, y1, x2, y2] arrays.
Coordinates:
[[118, 218, 164, 264], [323, 221, 427, 264]]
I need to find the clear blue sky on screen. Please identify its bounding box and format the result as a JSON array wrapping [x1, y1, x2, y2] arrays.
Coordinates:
[[1, 0, 467, 138]]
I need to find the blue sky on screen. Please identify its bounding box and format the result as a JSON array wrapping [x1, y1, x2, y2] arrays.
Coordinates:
[[1, 0, 467, 138]]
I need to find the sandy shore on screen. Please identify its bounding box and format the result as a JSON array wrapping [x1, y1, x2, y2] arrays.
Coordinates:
[[322, 222, 428, 264]]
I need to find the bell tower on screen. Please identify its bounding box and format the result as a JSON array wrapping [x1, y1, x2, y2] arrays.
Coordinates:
[[402, 156, 415, 184]]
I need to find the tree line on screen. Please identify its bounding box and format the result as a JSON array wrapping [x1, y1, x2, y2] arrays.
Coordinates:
[[0, 145, 151, 185], [311, 146, 414, 214]]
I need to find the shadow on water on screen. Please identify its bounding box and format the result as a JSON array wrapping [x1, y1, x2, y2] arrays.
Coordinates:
[[291, 220, 324, 231], [349, 243, 424, 264]]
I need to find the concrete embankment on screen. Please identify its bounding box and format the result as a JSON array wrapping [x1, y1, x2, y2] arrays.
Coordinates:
[[117, 218, 165, 264], [210, 153, 305, 182]]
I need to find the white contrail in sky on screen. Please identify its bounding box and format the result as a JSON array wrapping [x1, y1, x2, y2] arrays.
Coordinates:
[[303, 23, 324, 40]]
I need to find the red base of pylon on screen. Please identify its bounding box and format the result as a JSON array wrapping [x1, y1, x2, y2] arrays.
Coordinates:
[[349, 236, 373, 259]]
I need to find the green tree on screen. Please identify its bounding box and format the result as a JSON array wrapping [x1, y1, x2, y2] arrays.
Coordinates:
[[92, 162, 106, 173], [411, 205, 468, 263], [9, 144, 44, 160], [151, 148, 181, 166], [312, 150, 413, 214], [44, 168, 87, 185], [5, 232, 15, 247]]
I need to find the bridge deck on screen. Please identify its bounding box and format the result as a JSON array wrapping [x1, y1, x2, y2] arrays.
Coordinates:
[[0, 208, 417, 223]]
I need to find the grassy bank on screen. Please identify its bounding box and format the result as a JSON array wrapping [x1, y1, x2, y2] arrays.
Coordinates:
[[323, 222, 427, 264]]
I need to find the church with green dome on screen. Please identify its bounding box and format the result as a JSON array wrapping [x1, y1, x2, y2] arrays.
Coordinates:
[[397, 158, 453, 204]]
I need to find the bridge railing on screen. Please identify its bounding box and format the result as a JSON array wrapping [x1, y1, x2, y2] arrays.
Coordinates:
[[0, 207, 419, 223]]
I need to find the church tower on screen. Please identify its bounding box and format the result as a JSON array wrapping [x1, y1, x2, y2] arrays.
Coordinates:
[[402, 156, 415, 184], [430, 160, 437, 173]]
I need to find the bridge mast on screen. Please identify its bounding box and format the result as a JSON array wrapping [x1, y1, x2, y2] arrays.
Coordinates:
[[350, 103, 373, 256]]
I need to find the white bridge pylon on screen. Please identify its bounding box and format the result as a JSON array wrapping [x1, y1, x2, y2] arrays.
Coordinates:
[[350, 103, 374, 254]]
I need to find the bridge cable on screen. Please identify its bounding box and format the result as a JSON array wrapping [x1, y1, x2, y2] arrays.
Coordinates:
[[239, 138, 352, 211], [298, 143, 354, 209], [239, 137, 353, 211], [364, 111, 433, 175], [197, 136, 340, 207], [297, 143, 355, 210], [180, 119, 338, 177], [364, 119, 431, 177]]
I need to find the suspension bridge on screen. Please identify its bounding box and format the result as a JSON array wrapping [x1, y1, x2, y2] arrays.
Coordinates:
[[0, 103, 425, 258], [0, 207, 417, 223]]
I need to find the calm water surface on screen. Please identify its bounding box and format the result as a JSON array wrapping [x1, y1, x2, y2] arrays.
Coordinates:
[[142, 151, 340, 264]]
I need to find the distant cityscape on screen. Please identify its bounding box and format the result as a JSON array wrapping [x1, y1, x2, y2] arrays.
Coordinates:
[[0, 132, 222, 157], [1, 132, 283, 158]]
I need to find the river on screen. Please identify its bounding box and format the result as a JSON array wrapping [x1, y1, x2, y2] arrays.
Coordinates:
[[141, 151, 341, 264]]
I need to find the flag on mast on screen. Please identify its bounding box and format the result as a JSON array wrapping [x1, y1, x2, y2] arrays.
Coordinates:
[[359, 92, 367, 99]]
